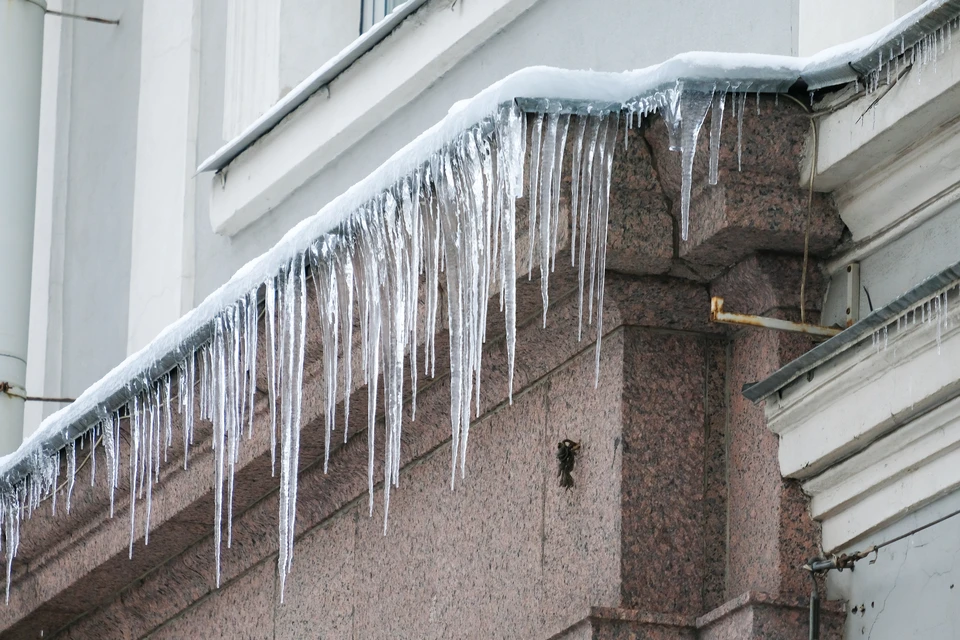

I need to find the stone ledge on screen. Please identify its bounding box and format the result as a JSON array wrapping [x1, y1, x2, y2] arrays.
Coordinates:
[[548, 593, 846, 640]]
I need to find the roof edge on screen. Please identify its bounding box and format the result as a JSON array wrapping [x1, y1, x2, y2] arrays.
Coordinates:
[[743, 259, 960, 404]]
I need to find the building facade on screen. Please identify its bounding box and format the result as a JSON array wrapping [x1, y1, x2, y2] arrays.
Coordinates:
[[2, 0, 958, 638]]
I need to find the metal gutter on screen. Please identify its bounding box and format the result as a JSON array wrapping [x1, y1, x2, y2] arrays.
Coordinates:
[[196, 0, 429, 174], [742, 259, 960, 404], [801, 0, 960, 89]]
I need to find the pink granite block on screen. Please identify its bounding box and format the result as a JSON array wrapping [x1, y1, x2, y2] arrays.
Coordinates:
[[351, 380, 549, 640], [590, 607, 697, 640], [696, 592, 844, 640], [620, 329, 707, 617], [605, 125, 674, 277], [541, 332, 625, 634], [701, 339, 728, 614], [274, 510, 357, 639], [144, 561, 276, 640], [641, 100, 842, 269]]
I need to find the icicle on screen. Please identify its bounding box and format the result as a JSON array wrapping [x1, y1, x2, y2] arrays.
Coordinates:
[[99, 411, 117, 518], [527, 113, 544, 278], [569, 115, 587, 268], [496, 104, 522, 403], [164, 375, 172, 462], [213, 316, 226, 587], [538, 113, 559, 325], [266, 278, 279, 476], [549, 113, 570, 275], [708, 90, 725, 185], [129, 396, 140, 559], [661, 84, 682, 151], [736, 91, 747, 172], [65, 441, 76, 515], [594, 111, 619, 386], [678, 90, 714, 241], [577, 116, 601, 340]]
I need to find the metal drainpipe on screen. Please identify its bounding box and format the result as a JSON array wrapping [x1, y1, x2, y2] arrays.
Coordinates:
[[0, 0, 45, 455]]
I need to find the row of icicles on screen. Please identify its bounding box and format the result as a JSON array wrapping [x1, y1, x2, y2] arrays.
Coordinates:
[[0, 77, 879, 603], [859, 15, 960, 96]]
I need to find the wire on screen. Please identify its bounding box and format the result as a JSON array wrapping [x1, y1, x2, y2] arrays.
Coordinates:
[[806, 503, 960, 574], [800, 118, 818, 325]]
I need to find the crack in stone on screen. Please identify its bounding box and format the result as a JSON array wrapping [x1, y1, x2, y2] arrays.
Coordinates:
[[867, 545, 910, 639]]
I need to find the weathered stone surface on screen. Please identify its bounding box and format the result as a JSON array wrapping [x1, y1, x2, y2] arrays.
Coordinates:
[[620, 330, 709, 616], [643, 98, 844, 269], [696, 593, 845, 640]]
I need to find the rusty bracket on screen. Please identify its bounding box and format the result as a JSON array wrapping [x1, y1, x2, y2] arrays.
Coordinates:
[[44, 9, 120, 26], [0, 382, 75, 404], [710, 297, 842, 339]]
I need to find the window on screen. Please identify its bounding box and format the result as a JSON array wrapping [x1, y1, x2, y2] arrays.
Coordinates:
[[222, 0, 367, 140], [360, 0, 403, 33]]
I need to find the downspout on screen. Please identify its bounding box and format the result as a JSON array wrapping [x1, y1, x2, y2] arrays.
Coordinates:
[[0, 0, 45, 454]]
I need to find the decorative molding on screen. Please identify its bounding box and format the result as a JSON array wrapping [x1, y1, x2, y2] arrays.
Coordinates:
[[766, 287, 960, 550], [208, 0, 540, 237]]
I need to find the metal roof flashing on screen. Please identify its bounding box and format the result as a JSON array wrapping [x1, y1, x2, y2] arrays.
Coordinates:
[[742, 259, 960, 404]]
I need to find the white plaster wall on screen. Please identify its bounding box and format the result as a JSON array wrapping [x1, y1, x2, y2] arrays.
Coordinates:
[[798, 0, 927, 56], [126, 0, 199, 355], [57, 0, 142, 402], [24, 0, 66, 439], [799, 0, 894, 56], [222, 0, 281, 140], [827, 491, 960, 639], [193, 0, 800, 301], [279, 0, 359, 96]]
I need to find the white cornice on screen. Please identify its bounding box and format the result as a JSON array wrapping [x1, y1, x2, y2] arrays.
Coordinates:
[[766, 287, 960, 550], [208, 0, 540, 236]]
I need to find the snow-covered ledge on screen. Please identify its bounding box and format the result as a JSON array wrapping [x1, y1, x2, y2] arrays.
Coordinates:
[[765, 281, 960, 552], [206, 0, 540, 236], [813, 18, 960, 267]]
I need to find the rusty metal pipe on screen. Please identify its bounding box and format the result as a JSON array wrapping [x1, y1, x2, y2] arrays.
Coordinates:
[[710, 297, 842, 339]]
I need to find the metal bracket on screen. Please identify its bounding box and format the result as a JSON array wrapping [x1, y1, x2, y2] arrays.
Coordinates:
[[0, 382, 75, 404], [45, 9, 119, 26], [845, 263, 860, 327], [710, 297, 842, 339], [0, 382, 27, 401]]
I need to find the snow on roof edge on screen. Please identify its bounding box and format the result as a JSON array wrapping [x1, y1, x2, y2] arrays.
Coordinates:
[[5, 1, 959, 484]]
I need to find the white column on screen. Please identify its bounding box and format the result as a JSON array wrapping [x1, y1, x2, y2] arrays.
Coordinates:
[[24, 0, 68, 440], [126, 0, 200, 355], [0, 0, 46, 454]]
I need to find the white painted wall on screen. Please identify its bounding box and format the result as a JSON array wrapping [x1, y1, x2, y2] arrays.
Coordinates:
[[799, 0, 894, 56], [56, 0, 142, 409], [827, 491, 960, 639], [24, 0, 66, 439], [280, 0, 359, 97], [126, 0, 199, 355], [798, 0, 925, 56], [223, 0, 362, 140], [222, 0, 281, 140]]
